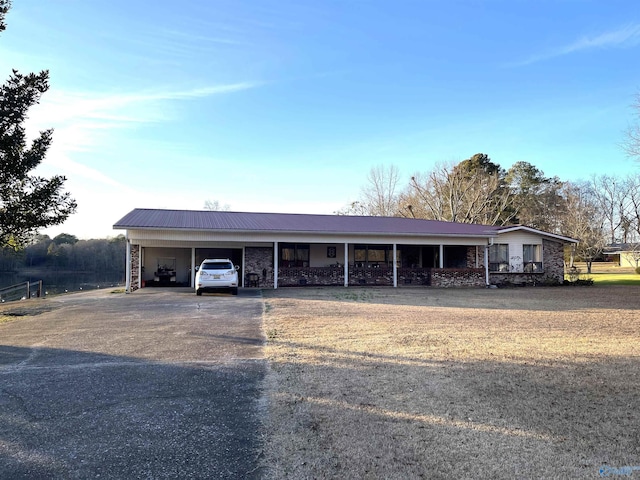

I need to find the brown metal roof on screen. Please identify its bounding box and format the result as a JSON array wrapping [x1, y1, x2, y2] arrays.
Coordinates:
[[113, 208, 499, 237]]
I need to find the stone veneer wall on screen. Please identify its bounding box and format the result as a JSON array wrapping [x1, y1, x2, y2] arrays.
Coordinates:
[[130, 244, 140, 292], [431, 268, 485, 287], [245, 247, 274, 288]]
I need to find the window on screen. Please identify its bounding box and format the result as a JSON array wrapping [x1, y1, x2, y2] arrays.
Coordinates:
[[443, 246, 468, 268], [489, 244, 509, 272], [523, 244, 542, 272], [353, 244, 398, 268], [280, 243, 309, 267], [202, 261, 233, 270]]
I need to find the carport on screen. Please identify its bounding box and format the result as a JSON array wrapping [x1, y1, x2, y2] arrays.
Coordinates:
[[114, 209, 503, 292], [140, 246, 243, 288]]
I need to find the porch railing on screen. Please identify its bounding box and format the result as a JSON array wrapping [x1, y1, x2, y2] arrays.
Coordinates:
[[0, 280, 44, 303]]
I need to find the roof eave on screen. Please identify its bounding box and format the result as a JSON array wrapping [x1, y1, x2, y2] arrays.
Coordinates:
[[114, 225, 497, 239]]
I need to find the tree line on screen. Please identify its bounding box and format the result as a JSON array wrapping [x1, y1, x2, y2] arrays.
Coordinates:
[[0, 234, 126, 274], [338, 154, 640, 272]]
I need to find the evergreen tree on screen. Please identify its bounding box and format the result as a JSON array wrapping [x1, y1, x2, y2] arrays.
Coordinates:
[[0, 1, 77, 249]]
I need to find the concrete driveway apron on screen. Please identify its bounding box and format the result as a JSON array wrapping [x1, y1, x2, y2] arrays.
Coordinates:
[[0, 287, 266, 479]]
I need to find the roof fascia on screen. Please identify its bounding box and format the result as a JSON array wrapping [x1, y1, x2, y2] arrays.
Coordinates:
[[115, 225, 497, 240], [496, 225, 578, 243]]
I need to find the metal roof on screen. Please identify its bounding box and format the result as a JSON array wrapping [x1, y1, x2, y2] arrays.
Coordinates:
[[113, 208, 499, 237]]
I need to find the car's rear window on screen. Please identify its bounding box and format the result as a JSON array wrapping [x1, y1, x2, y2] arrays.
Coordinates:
[[202, 262, 233, 270]]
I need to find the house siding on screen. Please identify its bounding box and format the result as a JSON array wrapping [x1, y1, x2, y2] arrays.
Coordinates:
[[489, 238, 565, 285]]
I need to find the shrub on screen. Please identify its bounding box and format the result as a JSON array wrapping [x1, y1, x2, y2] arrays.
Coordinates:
[[540, 276, 561, 287], [636, 266, 640, 275], [567, 266, 581, 283]]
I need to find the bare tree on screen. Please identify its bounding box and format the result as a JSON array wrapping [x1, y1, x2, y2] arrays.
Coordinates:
[[624, 172, 640, 243], [623, 92, 640, 160], [404, 163, 454, 221], [203, 200, 230, 211], [338, 165, 401, 216], [560, 182, 607, 274], [404, 156, 516, 225], [588, 174, 629, 244]]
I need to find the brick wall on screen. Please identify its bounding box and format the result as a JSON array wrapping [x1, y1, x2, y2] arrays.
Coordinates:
[[279, 267, 345, 286], [489, 272, 545, 286], [466, 246, 486, 268], [431, 268, 485, 287], [543, 239, 565, 283], [348, 268, 393, 286]]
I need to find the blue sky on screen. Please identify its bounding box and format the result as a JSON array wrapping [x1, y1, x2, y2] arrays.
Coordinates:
[[1, 0, 639, 238]]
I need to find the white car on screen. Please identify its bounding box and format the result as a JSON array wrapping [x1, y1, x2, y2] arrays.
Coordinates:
[[195, 259, 239, 296]]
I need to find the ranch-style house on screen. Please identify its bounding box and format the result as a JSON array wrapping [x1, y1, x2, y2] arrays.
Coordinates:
[[113, 209, 578, 292]]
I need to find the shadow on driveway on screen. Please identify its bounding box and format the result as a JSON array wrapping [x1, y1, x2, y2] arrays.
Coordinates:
[[0, 289, 266, 479]]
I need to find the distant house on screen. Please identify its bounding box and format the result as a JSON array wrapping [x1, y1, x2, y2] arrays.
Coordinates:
[[603, 243, 640, 268], [113, 209, 577, 292]]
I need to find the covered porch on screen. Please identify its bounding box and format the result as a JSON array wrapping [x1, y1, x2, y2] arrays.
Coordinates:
[[271, 242, 487, 288]]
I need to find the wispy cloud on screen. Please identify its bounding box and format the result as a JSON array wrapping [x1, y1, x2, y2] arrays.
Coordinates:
[[25, 82, 259, 185], [513, 23, 640, 66]]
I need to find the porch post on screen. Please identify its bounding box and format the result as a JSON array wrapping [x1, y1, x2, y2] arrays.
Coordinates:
[[439, 244, 444, 268], [138, 246, 143, 290], [274, 241, 279, 289], [344, 242, 349, 287], [485, 244, 490, 286], [393, 243, 398, 287], [241, 247, 245, 287], [125, 236, 131, 293], [191, 248, 196, 288]]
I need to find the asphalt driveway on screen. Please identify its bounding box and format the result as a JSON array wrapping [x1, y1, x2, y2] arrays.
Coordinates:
[[0, 287, 266, 479]]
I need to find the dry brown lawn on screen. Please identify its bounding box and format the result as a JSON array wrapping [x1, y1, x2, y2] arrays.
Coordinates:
[[260, 285, 640, 479]]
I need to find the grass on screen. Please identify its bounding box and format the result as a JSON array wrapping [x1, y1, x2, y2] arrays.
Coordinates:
[[589, 273, 640, 286], [260, 286, 640, 479], [566, 262, 640, 285]]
